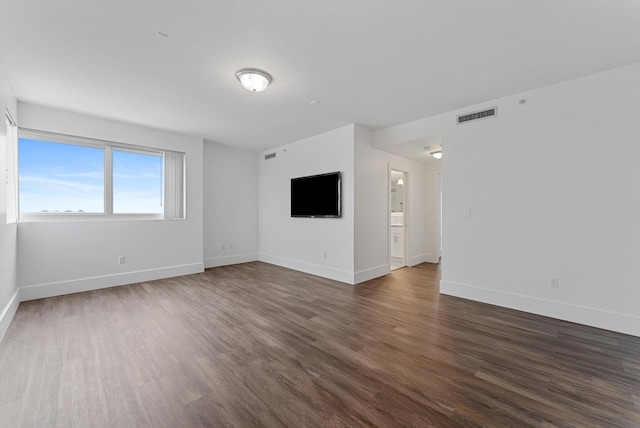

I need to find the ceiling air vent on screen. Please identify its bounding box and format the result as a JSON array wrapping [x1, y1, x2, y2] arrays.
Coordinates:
[[264, 152, 276, 160], [457, 107, 497, 125]]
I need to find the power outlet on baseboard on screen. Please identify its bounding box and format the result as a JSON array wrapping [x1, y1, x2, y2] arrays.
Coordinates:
[[549, 277, 559, 288], [118, 255, 126, 264]]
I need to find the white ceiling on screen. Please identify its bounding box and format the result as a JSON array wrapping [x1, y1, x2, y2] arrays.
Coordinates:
[[1, 1, 639, 154]]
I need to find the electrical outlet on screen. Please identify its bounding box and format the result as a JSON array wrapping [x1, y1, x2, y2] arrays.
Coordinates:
[[229, 244, 233, 250], [221, 244, 225, 250], [118, 255, 126, 264], [323, 252, 327, 259], [550, 277, 559, 288]]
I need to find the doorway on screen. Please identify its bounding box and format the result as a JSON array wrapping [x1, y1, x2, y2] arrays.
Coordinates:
[[437, 172, 442, 259], [390, 169, 407, 270]]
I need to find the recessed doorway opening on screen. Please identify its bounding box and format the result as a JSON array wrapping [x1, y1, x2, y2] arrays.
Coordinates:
[[390, 169, 407, 270]]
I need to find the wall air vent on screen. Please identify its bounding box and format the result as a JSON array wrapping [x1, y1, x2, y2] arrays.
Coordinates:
[[264, 152, 276, 160], [457, 107, 497, 125]]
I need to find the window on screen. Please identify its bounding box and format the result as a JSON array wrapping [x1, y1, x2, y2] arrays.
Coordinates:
[[19, 138, 105, 213], [113, 149, 162, 214], [18, 129, 185, 220]]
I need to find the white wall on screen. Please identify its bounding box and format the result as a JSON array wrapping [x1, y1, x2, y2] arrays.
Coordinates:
[[203, 140, 258, 268], [17, 103, 204, 300], [354, 126, 388, 282], [442, 63, 640, 336], [424, 161, 442, 261], [259, 123, 435, 285], [354, 125, 434, 283], [0, 68, 19, 341], [377, 62, 640, 336], [258, 125, 355, 283]]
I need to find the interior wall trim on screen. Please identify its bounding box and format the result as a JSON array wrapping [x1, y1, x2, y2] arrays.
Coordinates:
[[410, 253, 438, 266], [0, 289, 21, 343], [258, 253, 354, 285], [19, 263, 205, 302], [204, 253, 259, 269], [440, 280, 640, 337], [354, 264, 390, 284]]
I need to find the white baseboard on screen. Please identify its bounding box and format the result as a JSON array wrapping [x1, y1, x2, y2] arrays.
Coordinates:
[[258, 253, 354, 284], [204, 253, 258, 269], [407, 253, 439, 266], [440, 280, 640, 337], [422, 253, 440, 264], [0, 289, 21, 343], [408, 254, 425, 266], [20, 263, 205, 302], [355, 264, 390, 284]]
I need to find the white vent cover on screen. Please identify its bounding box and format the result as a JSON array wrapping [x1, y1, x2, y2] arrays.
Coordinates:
[[264, 152, 276, 160], [457, 107, 497, 124]]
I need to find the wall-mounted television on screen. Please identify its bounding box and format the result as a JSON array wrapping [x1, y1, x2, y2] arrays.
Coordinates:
[[291, 171, 341, 218]]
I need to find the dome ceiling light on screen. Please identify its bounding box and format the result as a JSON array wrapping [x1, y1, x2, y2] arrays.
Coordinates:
[[235, 68, 273, 92]]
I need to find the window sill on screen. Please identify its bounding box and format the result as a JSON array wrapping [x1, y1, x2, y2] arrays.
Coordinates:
[[18, 213, 184, 223]]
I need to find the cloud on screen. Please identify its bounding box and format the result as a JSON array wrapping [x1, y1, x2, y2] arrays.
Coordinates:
[[113, 173, 136, 180], [54, 171, 104, 180], [20, 175, 103, 192], [113, 172, 161, 180]]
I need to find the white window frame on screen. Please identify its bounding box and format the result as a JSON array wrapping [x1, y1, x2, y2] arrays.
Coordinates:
[[18, 128, 184, 222], [5, 111, 19, 224]]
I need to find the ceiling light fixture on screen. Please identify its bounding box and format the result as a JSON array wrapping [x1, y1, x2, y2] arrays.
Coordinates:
[[236, 68, 272, 92], [431, 150, 442, 160], [397, 178, 404, 186]]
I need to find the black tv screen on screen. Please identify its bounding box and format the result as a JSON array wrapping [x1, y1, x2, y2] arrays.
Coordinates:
[[291, 171, 341, 218]]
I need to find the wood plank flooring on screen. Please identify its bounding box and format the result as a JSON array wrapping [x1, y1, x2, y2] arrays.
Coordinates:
[[1, 262, 639, 427]]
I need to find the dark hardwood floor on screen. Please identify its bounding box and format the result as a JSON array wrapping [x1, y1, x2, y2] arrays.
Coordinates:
[[1, 262, 639, 427]]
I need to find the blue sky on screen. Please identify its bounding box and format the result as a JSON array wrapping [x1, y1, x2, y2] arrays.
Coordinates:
[[113, 149, 163, 214], [19, 138, 162, 214]]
